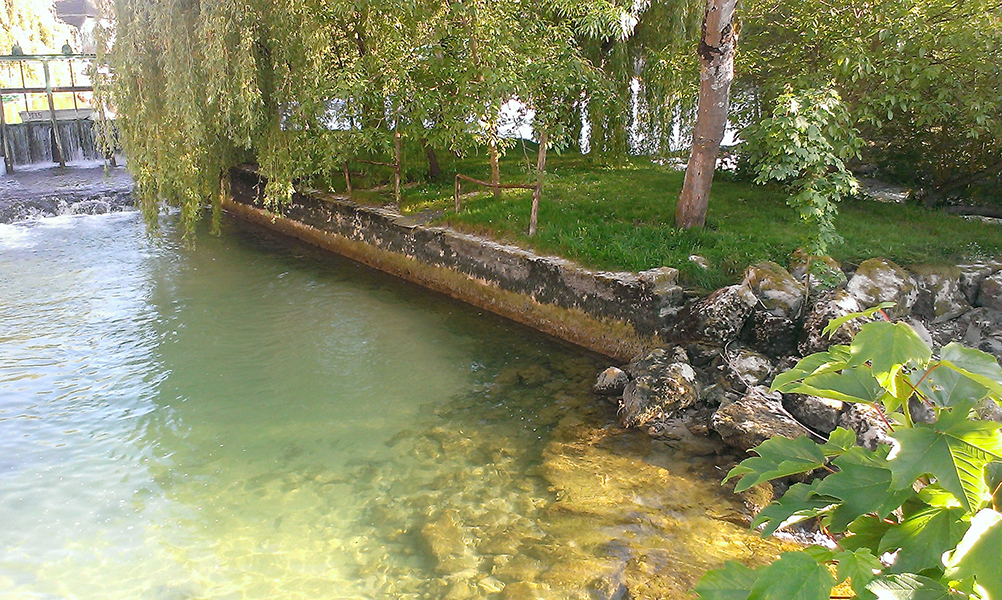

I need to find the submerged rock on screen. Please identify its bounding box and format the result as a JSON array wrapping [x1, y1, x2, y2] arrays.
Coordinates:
[[537, 412, 787, 598], [502, 581, 550, 600], [421, 510, 474, 574], [617, 354, 697, 428], [711, 388, 811, 451], [646, 418, 722, 455], [742, 261, 806, 318], [593, 367, 629, 396], [846, 258, 918, 318]]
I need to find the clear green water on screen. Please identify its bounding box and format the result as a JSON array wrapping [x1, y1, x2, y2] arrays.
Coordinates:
[[0, 211, 781, 600]]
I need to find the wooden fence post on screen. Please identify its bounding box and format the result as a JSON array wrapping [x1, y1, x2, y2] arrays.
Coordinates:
[[393, 130, 402, 204]]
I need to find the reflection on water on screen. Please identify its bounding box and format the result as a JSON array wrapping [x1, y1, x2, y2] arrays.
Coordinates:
[[0, 211, 783, 599]]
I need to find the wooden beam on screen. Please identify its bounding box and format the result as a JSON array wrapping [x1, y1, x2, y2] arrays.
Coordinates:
[[42, 60, 66, 167]]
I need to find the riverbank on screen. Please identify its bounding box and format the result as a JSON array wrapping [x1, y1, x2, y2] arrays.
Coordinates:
[[343, 153, 1002, 291], [224, 166, 1002, 459]]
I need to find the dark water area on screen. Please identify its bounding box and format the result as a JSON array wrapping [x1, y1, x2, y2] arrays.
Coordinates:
[[0, 210, 783, 599]]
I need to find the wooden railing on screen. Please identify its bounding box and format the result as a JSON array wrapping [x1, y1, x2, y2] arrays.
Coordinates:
[[453, 173, 538, 212]]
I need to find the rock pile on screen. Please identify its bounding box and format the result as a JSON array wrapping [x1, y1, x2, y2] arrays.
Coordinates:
[[596, 256, 1002, 454]]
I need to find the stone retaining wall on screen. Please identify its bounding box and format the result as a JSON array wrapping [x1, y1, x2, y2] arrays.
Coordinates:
[[226, 167, 684, 360], [225, 166, 1002, 452]]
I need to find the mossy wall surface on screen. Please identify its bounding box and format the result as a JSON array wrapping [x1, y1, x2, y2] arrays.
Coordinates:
[[225, 167, 674, 360]]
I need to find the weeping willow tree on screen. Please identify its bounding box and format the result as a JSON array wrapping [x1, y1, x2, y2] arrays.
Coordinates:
[[95, 0, 707, 237], [569, 0, 704, 159]]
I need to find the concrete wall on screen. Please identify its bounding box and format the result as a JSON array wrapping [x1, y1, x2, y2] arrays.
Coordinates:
[[226, 167, 684, 360]]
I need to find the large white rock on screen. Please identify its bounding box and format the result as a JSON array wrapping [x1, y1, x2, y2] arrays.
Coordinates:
[[742, 261, 807, 318], [799, 289, 865, 356], [846, 258, 918, 318], [908, 264, 971, 323], [978, 271, 1002, 312]]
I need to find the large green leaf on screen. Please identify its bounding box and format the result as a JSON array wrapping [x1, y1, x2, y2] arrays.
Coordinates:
[[816, 447, 911, 530], [835, 548, 882, 600], [879, 505, 969, 574], [916, 364, 990, 409], [746, 552, 836, 600], [751, 480, 837, 536], [724, 435, 827, 492], [694, 561, 757, 600], [916, 484, 964, 509], [841, 515, 895, 554], [795, 365, 888, 404], [987, 462, 1002, 508], [822, 303, 895, 337], [847, 322, 932, 394], [944, 509, 1002, 600], [772, 348, 850, 393], [821, 427, 858, 457], [889, 408, 1002, 512], [939, 343, 1002, 400], [866, 574, 952, 600]]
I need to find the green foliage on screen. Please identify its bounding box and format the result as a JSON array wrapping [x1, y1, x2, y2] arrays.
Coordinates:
[[396, 153, 1002, 290], [698, 315, 1002, 600], [100, 0, 632, 236], [737, 0, 1002, 201], [0, 0, 73, 55], [741, 86, 863, 254]]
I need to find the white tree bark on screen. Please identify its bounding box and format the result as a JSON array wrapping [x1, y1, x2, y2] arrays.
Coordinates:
[[675, 0, 738, 229]]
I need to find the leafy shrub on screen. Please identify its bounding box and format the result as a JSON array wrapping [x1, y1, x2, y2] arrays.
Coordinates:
[[741, 87, 863, 255], [696, 305, 1002, 600]]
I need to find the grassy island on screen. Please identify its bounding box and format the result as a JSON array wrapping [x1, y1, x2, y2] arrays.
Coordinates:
[[338, 152, 1002, 290]]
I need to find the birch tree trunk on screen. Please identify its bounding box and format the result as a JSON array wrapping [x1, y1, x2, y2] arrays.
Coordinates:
[[489, 142, 501, 199], [675, 0, 738, 229], [529, 131, 548, 237]]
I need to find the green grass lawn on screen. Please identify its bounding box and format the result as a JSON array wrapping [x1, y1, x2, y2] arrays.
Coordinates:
[[342, 151, 1002, 290]]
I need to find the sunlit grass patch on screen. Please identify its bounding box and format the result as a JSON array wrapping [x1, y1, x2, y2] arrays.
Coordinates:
[[348, 151, 1002, 290]]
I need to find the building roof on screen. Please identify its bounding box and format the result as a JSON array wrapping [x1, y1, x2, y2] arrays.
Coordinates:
[[54, 0, 99, 29]]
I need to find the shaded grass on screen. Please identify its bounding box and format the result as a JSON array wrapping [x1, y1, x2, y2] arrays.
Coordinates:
[[347, 151, 1002, 290]]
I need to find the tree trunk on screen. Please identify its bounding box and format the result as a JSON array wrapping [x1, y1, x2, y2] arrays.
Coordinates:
[[529, 131, 548, 237], [490, 142, 501, 199], [943, 205, 1002, 219], [675, 0, 739, 229], [923, 157, 1002, 208], [423, 140, 441, 180]]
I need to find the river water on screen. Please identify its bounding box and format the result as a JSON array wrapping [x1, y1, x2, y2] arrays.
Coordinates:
[[0, 210, 782, 600]]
